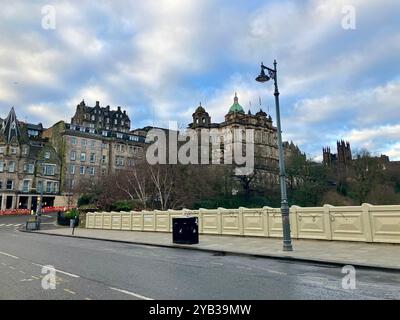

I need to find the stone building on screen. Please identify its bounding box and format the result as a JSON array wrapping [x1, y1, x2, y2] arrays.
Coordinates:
[[0, 108, 61, 211], [323, 140, 352, 167], [71, 100, 131, 133], [44, 102, 146, 193], [189, 93, 281, 181]]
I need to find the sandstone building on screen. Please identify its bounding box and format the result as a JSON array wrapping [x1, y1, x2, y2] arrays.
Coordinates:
[[44, 101, 146, 193], [0, 108, 61, 211]]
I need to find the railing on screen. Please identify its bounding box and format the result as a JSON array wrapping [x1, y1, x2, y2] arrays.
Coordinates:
[[85, 204, 400, 244]]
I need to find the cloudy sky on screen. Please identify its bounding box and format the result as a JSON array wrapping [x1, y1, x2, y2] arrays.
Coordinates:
[[0, 0, 399, 160]]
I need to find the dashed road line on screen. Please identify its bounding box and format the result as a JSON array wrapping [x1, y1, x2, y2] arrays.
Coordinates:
[[8, 266, 16, 270], [19, 270, 26, 274], [0, 251, 19, 259], [31, 263, 80, 278], [63, 288, 76, 295], [31, 275, 39, 280], [109, 287, 153, 300]]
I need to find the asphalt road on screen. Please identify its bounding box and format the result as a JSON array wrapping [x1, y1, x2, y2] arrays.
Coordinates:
[[0, 214, 399, 300]]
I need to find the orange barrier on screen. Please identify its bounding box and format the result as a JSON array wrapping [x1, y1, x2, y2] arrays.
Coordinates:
[[0, 206, 76, 216], [0, 209, 30, 216]]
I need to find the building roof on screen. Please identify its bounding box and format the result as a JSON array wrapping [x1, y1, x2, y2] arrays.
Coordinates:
[[0, 107, 20, 144], [229, 93, 245, 114]]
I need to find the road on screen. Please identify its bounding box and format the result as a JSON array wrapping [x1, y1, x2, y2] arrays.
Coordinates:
[[0, 214, 399, 300]]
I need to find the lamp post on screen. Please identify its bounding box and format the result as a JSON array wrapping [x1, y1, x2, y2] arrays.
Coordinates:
[[256, 60, 293, 251]]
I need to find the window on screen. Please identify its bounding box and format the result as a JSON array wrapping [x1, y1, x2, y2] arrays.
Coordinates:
[[28, 129, 39, 137], [71, 137, 77, 145], [116, 133, 123, 139], [0, 161, 3, 172], [102, 155, 107, 164], [81, 139, 87, 147], [6, 180, 13, 190], [106, 118, 110, 124], [28, 163, 34, 174], [0, 147, 4, 154], [23, 146, 29, 155], [69, 164, 75, 174], [37, 180, 43, 193], [101, 143, 107, 149], [89, 128, 95, 134], [90, 141, 96, 149], [44, 151, 50, 159], [89, 167, 95, 175], [129, 135, 139, 142], [90, 153, 96, 163], [0, 181, 2, 189], [22, 180, 30, 193], [46, 181, 52, 193], [70, 150, 76, 161], [43, 165, 55, 176], [80, 153, 86, 162], [54, 182, 59, 193], [114, 119, 118, 125], [80, 127, 85, 132], [115, 156, 124, 166], [102, 131, 108, 137], [11, 147, 17, 154], [8, 161, 15, 173], [80, 166, 85, 175]]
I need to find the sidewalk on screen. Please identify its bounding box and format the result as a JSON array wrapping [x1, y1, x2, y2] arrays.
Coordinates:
[[29, 227, 400, 271]]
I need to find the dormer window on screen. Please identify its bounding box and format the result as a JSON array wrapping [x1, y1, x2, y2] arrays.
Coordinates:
[[116, 133, 123, 139]]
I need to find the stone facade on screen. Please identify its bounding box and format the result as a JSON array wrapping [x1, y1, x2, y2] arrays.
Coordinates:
[[44, 104, 146, 192], [71, 100, 131, 133], [0, 108, 61, 211], [189, 93, 283, 180], [323, 140, 352, 167]]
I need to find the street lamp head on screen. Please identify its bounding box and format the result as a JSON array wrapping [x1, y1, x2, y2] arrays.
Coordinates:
[[255, 63, 270, 83]]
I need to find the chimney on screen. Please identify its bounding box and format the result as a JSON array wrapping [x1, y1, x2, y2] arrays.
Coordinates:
[[96, 101, 100, 107]]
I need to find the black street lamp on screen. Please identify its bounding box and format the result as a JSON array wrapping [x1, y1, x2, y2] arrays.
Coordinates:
[[256, 60, 293, 251]]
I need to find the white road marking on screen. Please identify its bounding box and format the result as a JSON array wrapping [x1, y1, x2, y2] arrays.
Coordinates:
[[109, 287, 153, 300], [0, 224, 5, 226], [0, 251, 19, 259], [19, 270, 26, 274], [210, 262, 223, 266], [6, 224, 14, 227], [63, 289, 76, 295], [31, 263, 80, 278], [9, 266, 16, 270]]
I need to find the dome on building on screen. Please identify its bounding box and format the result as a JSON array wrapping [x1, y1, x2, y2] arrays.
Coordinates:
[[194, 102, 206, 114], [229, 93, 244, 114]]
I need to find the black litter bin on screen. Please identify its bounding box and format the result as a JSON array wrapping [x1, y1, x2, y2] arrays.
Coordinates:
[[172, 217, 199, 244]]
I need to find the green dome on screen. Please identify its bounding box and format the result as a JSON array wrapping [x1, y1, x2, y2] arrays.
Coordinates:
[[229, 93, 244, 114]]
